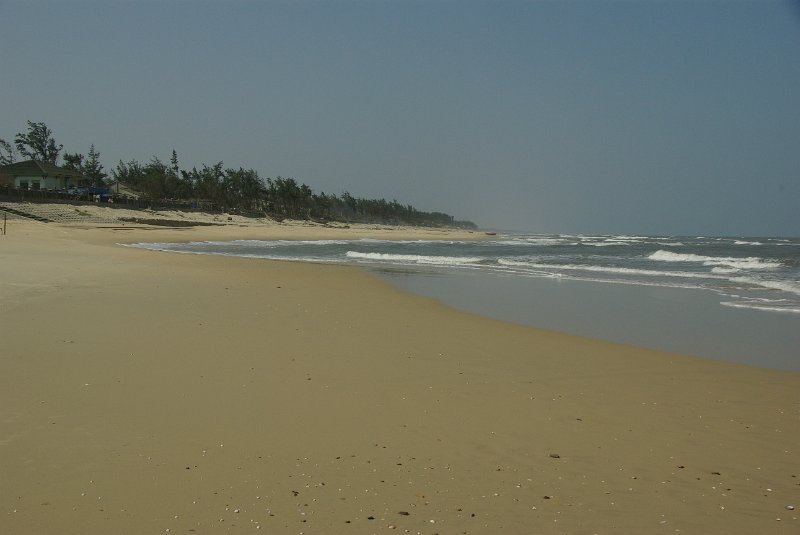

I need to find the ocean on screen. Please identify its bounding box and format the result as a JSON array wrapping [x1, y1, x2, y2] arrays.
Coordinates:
[[129, 233, 800, 372]]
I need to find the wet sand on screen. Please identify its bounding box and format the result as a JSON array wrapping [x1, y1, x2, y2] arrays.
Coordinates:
[[377, 268, 800, 372], [1, 218, 798, 534]]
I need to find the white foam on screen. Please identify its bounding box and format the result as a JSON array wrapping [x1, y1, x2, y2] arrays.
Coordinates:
[[711, 267, 740, 274], [648, 250, 782, 270], [345, 251, 482, 265], [495, 237, 566, 246], [574, 235, 650, 246], [720, 301, 800, 314], [229, 239, 354, 246], [731, 277, 800, 297], [125, 242, 178, 251], [733, 240, 764, 246], [497, 258, 720, 280]]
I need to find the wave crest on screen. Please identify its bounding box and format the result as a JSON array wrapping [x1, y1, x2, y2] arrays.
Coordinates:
[[648, 250, 781, 270], [345, 251, 481, 265]]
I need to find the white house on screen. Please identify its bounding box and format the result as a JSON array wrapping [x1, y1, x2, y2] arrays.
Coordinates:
[[0, 160, 85, 190]]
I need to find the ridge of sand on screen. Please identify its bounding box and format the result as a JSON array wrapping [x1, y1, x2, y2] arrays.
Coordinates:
[[0, 200, 483, 238], [1, 219, 797, 534]]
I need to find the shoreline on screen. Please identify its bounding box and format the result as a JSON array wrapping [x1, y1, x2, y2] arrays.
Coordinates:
[[2, 219, 798, 534], [376, 267, 800, 373], [114, 220, 799, 373]]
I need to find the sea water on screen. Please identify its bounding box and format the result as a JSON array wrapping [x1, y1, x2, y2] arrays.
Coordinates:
[[129, 233, 800, 371]]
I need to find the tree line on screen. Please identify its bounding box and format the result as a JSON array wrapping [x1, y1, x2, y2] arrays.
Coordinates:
[[1, 121, 477, 229]]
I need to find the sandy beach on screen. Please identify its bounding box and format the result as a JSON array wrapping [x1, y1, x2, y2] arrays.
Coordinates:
[[1, 214, 798, 534]]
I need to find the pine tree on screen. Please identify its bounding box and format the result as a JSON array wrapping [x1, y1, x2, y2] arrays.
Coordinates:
[[0, 139, 17, 164], [14, 121, 63, 163], [84, 144, 107, 186], [170, 149, 180, 179], [62, 152, 85, 173]]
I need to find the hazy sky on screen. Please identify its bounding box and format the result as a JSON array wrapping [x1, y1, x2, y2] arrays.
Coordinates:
[[1, 0, 798, 235]]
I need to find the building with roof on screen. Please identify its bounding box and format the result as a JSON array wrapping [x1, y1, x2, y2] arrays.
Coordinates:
[[105, 180, 142, 199], [0, 160, 86, 190]]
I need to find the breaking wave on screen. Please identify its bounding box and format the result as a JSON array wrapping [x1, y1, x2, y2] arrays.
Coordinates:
[[648, 250, 782, 270], [346, 251, 482, 266], [497, 258, 718, 280]]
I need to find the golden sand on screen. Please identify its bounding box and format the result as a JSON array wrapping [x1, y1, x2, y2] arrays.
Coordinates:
[[1, 217, 797, 534]]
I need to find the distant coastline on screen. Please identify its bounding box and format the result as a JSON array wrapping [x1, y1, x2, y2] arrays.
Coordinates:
[[2, 119, 477, 229], [0, 194, 478, 232]]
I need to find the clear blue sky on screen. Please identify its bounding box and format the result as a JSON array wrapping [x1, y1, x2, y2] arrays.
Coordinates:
[[2, 0, 798, 236]]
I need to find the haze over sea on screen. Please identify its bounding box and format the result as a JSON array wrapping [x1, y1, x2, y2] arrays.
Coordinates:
[[131, 233, 800, 372]]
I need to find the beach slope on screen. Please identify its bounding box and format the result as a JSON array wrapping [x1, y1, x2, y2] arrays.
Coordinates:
[[1, 221, 797, 534]]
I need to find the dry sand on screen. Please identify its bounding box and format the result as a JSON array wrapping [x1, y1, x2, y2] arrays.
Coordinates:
[[1, 215, 798, 534]]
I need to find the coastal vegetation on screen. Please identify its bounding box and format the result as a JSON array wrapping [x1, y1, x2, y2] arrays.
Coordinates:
[[0, 121, 476, 229]]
